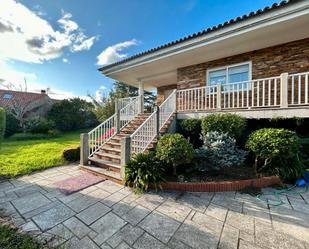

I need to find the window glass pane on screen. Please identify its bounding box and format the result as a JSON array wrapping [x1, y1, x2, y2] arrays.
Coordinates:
[[228, 64, 249, 83], [3, 93, 12, 99], [208, 69, 226, 85]]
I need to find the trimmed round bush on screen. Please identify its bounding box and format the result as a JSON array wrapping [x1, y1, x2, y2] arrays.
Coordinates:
[[62, 147, 80, 162], [0, 108, 6, 146], [156, 133, 194, 175], [125, 152, 164, 193], [246, 128, 303, 179], [178, 119, 202, 148], [201, 113, 246, 139]]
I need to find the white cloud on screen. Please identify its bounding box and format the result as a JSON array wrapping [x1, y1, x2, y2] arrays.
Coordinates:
[[0, 0, 96, 64], [97, 39, 138, 66], [62, 58, 69, 63], [72, 36, 96, 52]]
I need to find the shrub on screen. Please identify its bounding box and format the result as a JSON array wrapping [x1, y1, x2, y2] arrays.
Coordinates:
[[178, 119, 202, 148], [156, 133, 194, 175], [24, 117, 55, 134], [201, 113, 246, 139], [195, 131, 247, 171], [63, 147, 80, 162], [246, 128, 304, 180], [125, 152, 164, 193], [0, 108, 5, 146], [48, 98, 98, 131], [4, 112, 20, 137]]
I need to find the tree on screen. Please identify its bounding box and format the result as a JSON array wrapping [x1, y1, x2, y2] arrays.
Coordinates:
[[0, 80, 34, 132], [48, 98, 98, 131], [89, 81, 156, 122]]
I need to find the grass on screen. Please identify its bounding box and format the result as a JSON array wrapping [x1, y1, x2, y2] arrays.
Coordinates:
[[0, 130, 85, 178], [0, 223, 46, 249]]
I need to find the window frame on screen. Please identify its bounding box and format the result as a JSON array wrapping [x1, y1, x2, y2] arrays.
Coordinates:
[[206, 61, 252, 91]]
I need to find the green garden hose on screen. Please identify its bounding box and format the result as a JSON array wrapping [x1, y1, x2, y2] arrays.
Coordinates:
[[256, 185, 308, 206]]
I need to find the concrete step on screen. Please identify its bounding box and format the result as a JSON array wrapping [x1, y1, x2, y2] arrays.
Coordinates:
[[94, 152, 121, 164], [80, 165, 122, 185], [100, 146, 121, 156], [89, 157, 121, 173], [104, 141, 121, 149]]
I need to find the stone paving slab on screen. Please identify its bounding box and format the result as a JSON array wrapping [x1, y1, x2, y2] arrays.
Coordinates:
[[32, 203, 76, 231], [2, 165, 309, 249], [139, 211, 181, 243], [90, 212, 127, 245], [11, 192, 51, 214]]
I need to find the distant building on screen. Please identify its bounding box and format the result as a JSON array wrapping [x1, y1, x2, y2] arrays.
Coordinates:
[[0, 89, 54, 118]]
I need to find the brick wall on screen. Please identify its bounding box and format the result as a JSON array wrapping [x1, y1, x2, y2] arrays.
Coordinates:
[[157, 38, 309, 104], [157, 84, 177, 105], [177, 38, 309, 89]]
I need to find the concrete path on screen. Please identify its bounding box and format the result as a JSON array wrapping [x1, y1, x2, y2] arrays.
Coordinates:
[[1, 165, 309, 249]]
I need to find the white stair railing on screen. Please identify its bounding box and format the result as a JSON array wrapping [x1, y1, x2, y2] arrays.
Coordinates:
[[288, 72, 309, 105], [119, 96, 139, 129], [88, 96, 139, 157], [159, 89, 177, 130], [88, 114, 117, 157], [130, 90, 176, 155], [118, 96, 138, 110]]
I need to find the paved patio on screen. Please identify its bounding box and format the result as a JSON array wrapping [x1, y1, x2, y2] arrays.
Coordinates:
[[1, 165, 309, 249]]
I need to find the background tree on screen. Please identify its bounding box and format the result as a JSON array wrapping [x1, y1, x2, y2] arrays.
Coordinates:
[[89, 81, 156, 122], [48, 98, 98, 131], [0, 81, 34, 132]]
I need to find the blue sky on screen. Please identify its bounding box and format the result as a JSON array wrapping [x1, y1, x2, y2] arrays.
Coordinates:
[[0, 0, 277, 99]]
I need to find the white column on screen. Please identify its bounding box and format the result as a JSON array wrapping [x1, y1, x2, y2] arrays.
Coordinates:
[[138, 81, 144, 113], [280, 73, 288, 108]]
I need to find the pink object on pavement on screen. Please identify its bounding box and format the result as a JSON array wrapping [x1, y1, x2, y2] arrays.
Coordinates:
[[54, 172, 104, 195]]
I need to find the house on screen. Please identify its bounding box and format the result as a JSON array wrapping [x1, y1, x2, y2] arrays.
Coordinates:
[[0, 89, 53, 119], [81, 0, 309, 183]]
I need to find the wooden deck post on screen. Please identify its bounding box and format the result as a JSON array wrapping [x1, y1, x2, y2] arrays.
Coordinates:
[[216, 83, 222, 110], [120, 135, 131, 178], [80, 133, 89, 166], [280, 73, 289, 108]]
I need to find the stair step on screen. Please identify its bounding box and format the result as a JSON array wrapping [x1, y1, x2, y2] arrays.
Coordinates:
[[105, 142, 121, 148], [89, 157, 121, 172], [100, 147, 121, 154], [94, 152, 121, 164], [80, 165, 122, 185]]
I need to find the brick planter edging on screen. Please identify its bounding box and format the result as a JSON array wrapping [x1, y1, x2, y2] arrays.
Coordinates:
[[158, 176, 281, 192]]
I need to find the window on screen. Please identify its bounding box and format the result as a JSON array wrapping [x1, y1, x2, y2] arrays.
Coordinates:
[[207, 62, 251, 91], [3, 93, 13, 99]]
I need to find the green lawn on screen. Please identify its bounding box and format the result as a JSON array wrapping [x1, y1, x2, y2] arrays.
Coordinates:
[[0, 130, 84, 178], [0, 223, 48, 249]]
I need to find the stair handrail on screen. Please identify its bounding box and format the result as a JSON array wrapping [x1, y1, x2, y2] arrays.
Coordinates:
[[88, 96, 138, 157], [118, 96, 138, 110], [159, 89, 177, 130], [88, 114, 117, 157], [130, 90, 177, 155], [119, 96, 140, 129]]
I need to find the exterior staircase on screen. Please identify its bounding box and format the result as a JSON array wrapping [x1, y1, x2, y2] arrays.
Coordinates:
[[81, 112, 176, 184], [80, 90, 177, 184]]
